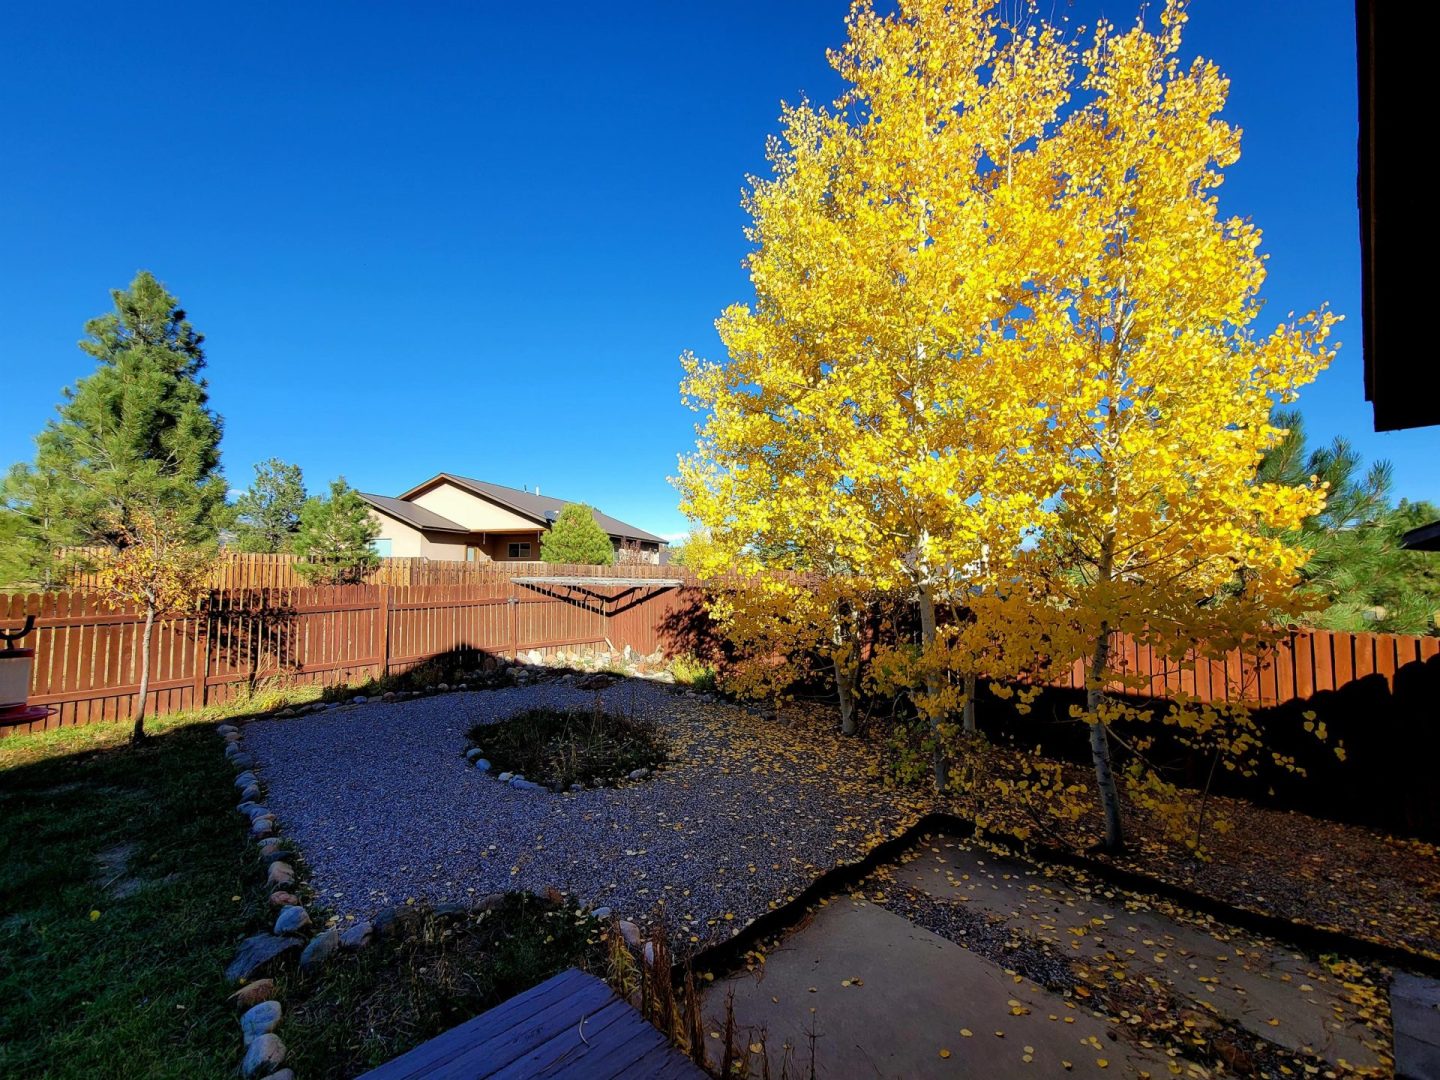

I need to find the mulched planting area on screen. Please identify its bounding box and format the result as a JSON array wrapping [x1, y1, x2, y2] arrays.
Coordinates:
[[466, 702, 666, 789], [938, 760, 1440, 963], [240, 680, 930, 950]]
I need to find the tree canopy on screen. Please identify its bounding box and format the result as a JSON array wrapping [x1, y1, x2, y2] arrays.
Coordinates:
[[230, 459, 307, 554], [539, 505, 615, 565], [292, 478, 381, 585], [0, 271, 225, 588], [678, 0, 1339, 847]]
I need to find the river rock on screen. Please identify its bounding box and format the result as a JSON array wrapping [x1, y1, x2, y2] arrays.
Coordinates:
[[273, 905, 311, 934], [241, 1033, 286, 1078], [339, 921, 373, 950], [266, 862, 295, 888], [225, 934, 302, 983], [230, 978, 276, 1009], [299, 928, 339, 973], [240, 999, 283, 1045]]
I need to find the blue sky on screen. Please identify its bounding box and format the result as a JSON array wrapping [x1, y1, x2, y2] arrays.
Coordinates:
[[2, 1, 1434, 541]]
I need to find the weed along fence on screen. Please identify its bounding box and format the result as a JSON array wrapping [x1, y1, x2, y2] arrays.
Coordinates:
[[1, 564, 697, 736]]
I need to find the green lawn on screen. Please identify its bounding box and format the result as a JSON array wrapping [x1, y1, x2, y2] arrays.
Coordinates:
[[0, 716, 257, 1079], [0, 699, 612, 1080]]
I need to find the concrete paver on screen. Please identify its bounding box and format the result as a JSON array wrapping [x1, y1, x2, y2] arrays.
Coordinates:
[[704, 898, 1192, 1079], [891, 841, 1387, 1071]]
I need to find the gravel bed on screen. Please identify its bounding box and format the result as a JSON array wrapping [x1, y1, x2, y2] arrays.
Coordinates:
[[240, 680, 926, 950]]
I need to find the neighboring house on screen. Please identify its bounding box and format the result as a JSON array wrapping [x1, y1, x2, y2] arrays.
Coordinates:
[[358, 474, 667, 564]]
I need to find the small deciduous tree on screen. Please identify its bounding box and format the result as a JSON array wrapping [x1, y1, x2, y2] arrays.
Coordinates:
[[92, 507, 215, 741], [540, 505, 615, 566], [230, 459, 307, 553], [292, 479, 381, 585]]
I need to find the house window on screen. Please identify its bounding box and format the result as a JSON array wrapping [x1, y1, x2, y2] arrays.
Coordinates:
[[466, 545, 482, 562], [507, 542, 531, 559], [371, 538, 393, 558]]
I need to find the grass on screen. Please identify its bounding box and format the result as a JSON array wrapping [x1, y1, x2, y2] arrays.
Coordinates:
[[0, 683, 622, 1080], [467, 702, 667, 789], [668, 653, 718, 693], [276, 895, 605, 1079], [0, 716, 259, 1079]]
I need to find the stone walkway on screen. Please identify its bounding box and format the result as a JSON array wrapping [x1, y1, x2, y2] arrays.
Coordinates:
[[705, 836, 1393, 1078]]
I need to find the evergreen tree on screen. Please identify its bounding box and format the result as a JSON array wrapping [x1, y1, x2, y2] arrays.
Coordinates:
[[539, 504, 615, 565], [230, 459, 307, 553], [0, 462, 82, 588], [0, 271, 225, 587], [292, 478, 381, 584], [1259, 410, 1437, 633]]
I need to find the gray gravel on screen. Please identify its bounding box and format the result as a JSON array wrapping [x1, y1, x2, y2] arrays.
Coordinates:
[[240, 679, 925, 950]]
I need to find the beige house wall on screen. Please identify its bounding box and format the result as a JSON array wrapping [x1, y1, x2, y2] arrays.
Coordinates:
[[368, 512, 471, 560], [409, 482, 541, 532], [371, 512, 426, 558], [484, 531, 544, 561]]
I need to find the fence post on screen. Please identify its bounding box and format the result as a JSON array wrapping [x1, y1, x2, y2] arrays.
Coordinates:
[[508, 596, 519, 661], [192, 594, 211, 711], [379, 585, 391, 679]]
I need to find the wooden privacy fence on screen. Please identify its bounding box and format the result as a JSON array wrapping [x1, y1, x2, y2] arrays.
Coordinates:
[[2, 564, 699, 736], [4, 563, 1436, 738], [1054, 627, 1440, 708]]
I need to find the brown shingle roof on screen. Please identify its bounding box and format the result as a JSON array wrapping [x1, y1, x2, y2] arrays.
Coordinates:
[[358, 492, 470, 534], [396, 474, 667, 545]]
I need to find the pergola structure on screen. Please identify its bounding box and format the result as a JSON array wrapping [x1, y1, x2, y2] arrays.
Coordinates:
[[511, 575, 686, 619]]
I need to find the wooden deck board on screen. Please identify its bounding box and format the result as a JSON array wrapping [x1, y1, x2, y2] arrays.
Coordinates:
[[357, 968, 706, 1080]]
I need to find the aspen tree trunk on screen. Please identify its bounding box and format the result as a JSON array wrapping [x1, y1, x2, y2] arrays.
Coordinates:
[[918, 579, 949, 792], [1088, 535, 1124, 850], [133, 604, 156, 742], [962, 673, 977, 734], [834, 653, 858, 736]]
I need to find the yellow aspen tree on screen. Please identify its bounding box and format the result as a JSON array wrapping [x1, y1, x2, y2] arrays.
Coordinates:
[[93, 507, 215, 741], [677, 0, 1075, 790], [1012, 3, 1337, 850]]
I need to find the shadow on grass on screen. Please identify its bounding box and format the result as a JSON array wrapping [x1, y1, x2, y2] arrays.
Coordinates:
[[0, 723, 260, 1080]]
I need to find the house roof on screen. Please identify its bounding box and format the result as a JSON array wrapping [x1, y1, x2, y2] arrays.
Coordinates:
[[394, 474, 667, 545], [357, 492, 471, 534]]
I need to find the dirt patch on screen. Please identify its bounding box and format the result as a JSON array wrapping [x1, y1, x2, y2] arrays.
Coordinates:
[[94, 842, 143, 899]]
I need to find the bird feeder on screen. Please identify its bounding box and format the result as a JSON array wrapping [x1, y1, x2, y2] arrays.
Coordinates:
[[1, 615, 52, 728]]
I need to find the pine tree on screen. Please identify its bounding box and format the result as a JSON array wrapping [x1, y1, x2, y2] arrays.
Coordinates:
[[230, 459, 307, 553], [539, 505, 615, 565], [0, 271, 225, 588], [1260, 411, 1438, 633], [292, 478, 381, 584]]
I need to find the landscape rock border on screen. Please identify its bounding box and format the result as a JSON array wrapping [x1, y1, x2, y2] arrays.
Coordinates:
[[214, 667, 671, 1079]]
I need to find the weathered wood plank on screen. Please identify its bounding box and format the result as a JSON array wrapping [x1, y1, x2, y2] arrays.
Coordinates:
[[356, 968, 704, 1080]]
